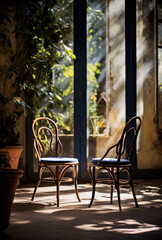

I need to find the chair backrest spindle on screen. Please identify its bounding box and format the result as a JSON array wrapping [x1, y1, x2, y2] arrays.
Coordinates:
[[115, 116, 141, 162], [32, 117, 62, 160]]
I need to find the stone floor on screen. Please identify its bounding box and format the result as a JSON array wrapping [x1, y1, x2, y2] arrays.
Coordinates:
[[1, 178, 162, 240]]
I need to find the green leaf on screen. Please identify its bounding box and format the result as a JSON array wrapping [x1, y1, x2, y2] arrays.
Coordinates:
[[55, 93, 62, 101]]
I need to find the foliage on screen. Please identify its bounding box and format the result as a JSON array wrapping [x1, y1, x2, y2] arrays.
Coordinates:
[[87, 1, 107, 134], [22, 0, 75, 133], [0, 0, 74, 146], [21, 0, 74, 114], [0, 0, 106, 146], [0, 151, 11, 169], [51, 1, 107, 134]]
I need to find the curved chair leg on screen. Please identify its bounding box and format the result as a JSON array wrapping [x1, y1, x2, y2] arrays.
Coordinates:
[[56, 166, 60, 207], [116, 182, 122, 211], [31, 180, 41, 201], [130, 181, 139, 208], [130, 169, 139, 208], [56, 182, 60, 207], [110, 185, 113, 204], [74, 165, 81, 202], [89, 166, 96, 208], [110, 167, 114, 204], [31, 180, 40, 201], [31, 166, 43, 201]]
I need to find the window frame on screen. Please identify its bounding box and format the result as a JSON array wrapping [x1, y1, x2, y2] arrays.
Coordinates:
[[26, 0, 138, 181], [155, 0, 162, 133]]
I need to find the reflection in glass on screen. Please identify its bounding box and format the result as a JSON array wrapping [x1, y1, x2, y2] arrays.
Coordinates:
[[87, 0, 107, 136], [158, 49, 162, 129], [51, 2, 74, 135], [157, 4, 162, 19], [157, 2, 162, 131], [87, 0, 125, 163], [34, 1, 74, 172], [158, 23, 162, 46]]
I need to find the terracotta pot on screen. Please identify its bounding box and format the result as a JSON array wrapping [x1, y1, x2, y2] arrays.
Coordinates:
[[0, 146, 23, 169], [0, 169, 23, 232]]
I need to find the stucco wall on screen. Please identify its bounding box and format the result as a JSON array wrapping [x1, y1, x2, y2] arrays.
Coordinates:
[[137, 0, 162, 170]]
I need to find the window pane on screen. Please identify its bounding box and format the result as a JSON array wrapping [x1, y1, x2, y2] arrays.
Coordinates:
[[157, 4, 162, 19], [87, 0, 125, 163], [33, 1, 74, 172], [87, 0, 107, 136], [158, 49, 162, 129], [158, 23, 162, 46]]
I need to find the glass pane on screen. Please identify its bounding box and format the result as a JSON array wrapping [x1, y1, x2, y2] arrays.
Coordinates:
[[158, 49, 162, 129], [157, 4, 162, 19], [87, 0, 107, 136], [34, 1, 74, 172], [87, 0, 125, 164], [158, 23, 162, 46], [50, 2, 74, 137]]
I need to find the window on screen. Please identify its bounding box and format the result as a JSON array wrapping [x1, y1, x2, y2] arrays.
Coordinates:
[[87, 0, 126, 166], [27, 0, 137, 181], [156, 0, 162, 132]]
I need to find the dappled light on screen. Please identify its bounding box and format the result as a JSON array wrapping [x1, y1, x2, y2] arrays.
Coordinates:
[[3, 179, 161, 240], [136, 0, 162, 169], [0, 1, 162, 239], [11, 219, 31, 225], [75, 220, 161, 234]]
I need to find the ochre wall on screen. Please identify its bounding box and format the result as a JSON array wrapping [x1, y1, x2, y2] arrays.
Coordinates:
[[137, 0, 162, 170]]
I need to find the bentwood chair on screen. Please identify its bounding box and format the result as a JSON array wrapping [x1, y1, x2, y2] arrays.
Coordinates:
[[31, 117, 81, 207], [89, 116, 141, 211]]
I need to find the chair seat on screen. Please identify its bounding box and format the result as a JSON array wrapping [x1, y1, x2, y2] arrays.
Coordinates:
[[91, 158, 131, 166], [40, 157, 78, 164]]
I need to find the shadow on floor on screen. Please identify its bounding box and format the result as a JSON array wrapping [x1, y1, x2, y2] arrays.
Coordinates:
[[2, 178, 162, 240]]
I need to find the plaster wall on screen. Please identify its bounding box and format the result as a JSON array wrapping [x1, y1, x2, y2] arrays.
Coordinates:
[[137, 0, 162, 169]]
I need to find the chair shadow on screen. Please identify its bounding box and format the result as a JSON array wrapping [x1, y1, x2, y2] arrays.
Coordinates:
[[3, 179, 162, 240]]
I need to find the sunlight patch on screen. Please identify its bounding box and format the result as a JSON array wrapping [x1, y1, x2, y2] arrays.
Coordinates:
[[114, 219, 162, 234], [113, 225, 161, 234], [75, 223, 112, 231], [75, 219, 161, 234], [13, 220, 31, 225], [152, 199, 162, 203], [34, 209, 56, 214], [137, 201, 151, 205], [57, 216, 76, 221]]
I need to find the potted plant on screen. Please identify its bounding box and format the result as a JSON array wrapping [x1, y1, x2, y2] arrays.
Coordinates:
[[0, 151, 23, 233], [0, 94, 24, 169], [0, 1, 26, 168]]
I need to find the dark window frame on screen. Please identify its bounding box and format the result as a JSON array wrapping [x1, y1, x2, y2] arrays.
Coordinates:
[[26, 0, 137, 181], [156, 0, 162, 133]]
